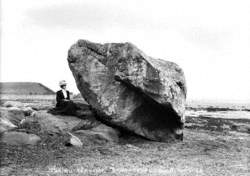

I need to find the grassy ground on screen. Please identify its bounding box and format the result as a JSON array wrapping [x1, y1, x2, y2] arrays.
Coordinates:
[[1, 119, 249, 176], [0, 129, 249, 176], [0, 99, 249, 176]]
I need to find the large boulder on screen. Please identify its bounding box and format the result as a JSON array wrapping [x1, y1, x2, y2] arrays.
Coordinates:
[[68, 40, 186, 141]]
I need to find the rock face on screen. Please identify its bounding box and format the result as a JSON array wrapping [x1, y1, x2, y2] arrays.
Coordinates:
[[68, 40, 186, 141]]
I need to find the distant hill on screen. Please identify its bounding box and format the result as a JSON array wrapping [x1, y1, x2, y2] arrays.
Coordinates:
[[0, 82, 55, 95]]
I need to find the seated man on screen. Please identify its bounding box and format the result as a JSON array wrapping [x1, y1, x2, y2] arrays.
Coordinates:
[[48, 80, 78, 115]]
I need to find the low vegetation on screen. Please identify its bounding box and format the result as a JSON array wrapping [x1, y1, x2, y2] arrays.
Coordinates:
[[0, 98, 249, 176]]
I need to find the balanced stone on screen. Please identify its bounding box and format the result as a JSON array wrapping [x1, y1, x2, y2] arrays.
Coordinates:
[[68, 40, 186, 141]]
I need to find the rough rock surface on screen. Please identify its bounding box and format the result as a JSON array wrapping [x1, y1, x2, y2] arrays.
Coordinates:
[[74, 123, 120, 143], [68, 40, 186, 141], [1, 131, 41, 145], [0, 107, 25, 126], [22, 110, 120, 143], [25, 111, 82, 134], [0, 117, 17, 134]]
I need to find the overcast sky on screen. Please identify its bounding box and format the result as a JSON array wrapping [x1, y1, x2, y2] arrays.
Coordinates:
[[1, 0, 250, 102]]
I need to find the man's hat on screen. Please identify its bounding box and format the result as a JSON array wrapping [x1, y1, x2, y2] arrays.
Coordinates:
[[59, 80, 67, 86]]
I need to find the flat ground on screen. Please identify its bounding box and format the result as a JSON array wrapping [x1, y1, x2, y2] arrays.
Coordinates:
[[0, 99, 249, 176]]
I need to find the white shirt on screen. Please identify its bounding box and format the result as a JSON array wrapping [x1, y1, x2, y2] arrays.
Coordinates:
[[61, 89, 67, 99]]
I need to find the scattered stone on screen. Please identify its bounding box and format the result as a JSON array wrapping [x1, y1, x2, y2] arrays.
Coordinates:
[[68, 40, 186, 141], [26, 111, 82, 134], [22, 107, 35, 116], [75, 124, 120, 143], [19, 109, 119, 144], [2, 101, 24, 108], [0, 117, 17, 133], [1, 131, 41, 145], [18, 118, 42, 134], [221, 124, 230, 130], [0, 107, 25, 125], [66, 132, 83, 147], [30, 111, 38, 117]]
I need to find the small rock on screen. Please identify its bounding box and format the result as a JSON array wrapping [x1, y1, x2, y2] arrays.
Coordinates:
[[125, 144, 141, 151], [22, 107, 35, 116], [75, 124, 120, 144], [67, 132, 83, 147], [221, 124, 230, 130], [31, 111, 38, 117]]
